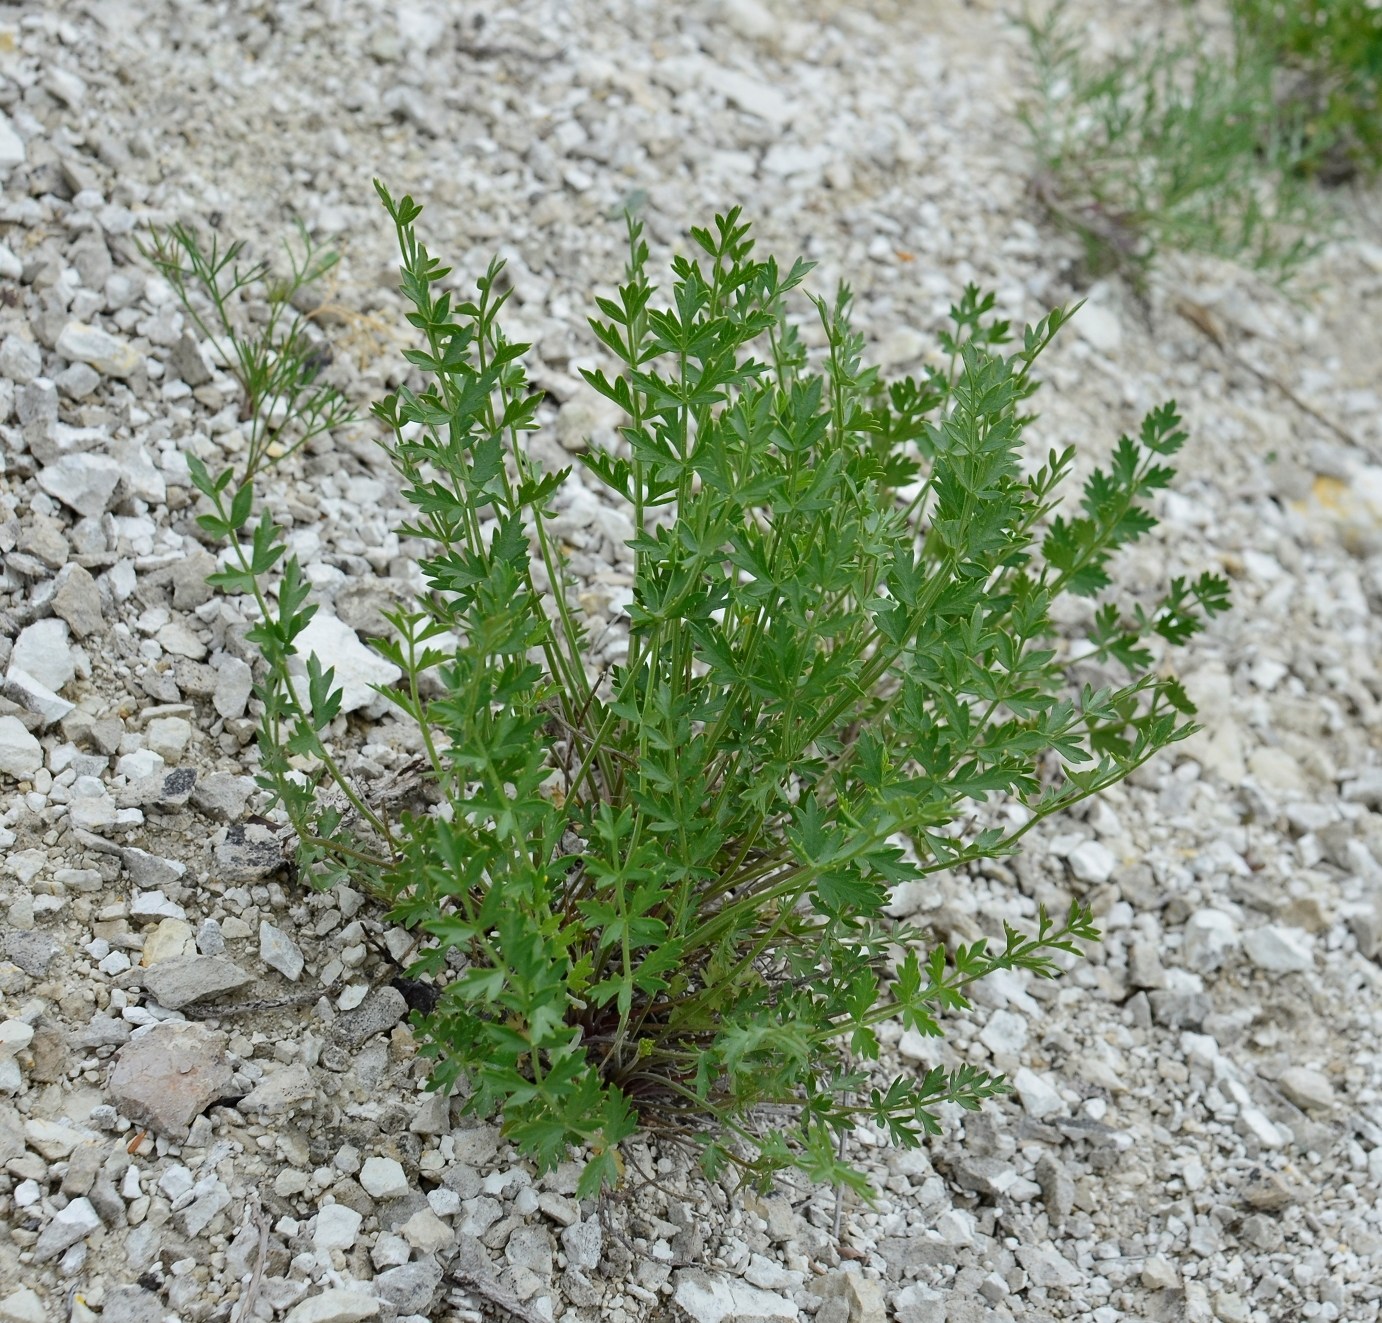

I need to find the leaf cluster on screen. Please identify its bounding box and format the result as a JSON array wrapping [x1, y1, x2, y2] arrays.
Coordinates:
[[179, 191, 1228, 1196]]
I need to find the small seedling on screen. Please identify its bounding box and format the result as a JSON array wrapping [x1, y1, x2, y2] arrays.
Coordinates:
[[141, 221, 356, 477]]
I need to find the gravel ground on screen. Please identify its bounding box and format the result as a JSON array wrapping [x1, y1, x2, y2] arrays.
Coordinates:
[[3, 3, 1382, 1322]]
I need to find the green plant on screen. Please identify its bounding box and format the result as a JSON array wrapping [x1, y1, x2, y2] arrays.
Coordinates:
[[141, 221, 356, 478], [1231, 0, 1382, 182], [177, 190, 1228, 1197], [1021, 2, 1324, 284]]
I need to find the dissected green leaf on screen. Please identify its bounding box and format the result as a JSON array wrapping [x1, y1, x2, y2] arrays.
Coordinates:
[[173, 192, 1227, 1200]]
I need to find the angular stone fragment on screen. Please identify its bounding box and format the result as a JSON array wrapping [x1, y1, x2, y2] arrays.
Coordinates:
[[141, 917, 195, 965], [170, 332, 212, 387], [1243, 924, 1313, 974], [171, 550, 217, 610], [192, 920, 224, 959], [11, 618, 75, 693], [51, 564, 104, 638], [0, 1287, 51, 1323], [715, 69, 795, 125], [4, 930, 60, 977], [0, 335, 42, 384], [820, 1269, 886, 1323], [23, 1118, 100, 1160], [292, 612, 401, 714], [1127, 939, 1166, 989], [99, 1286, 164, 1323], [214, 823, 287, 882], [950, 1156, 1015, 1198], [120, 846, 187, 890], [1036, 1151, 1076, 1223], [37, 454, 123, 517], [55, 321, 142, 378], [212, 656, 253, 720], [155, 620, 205, 660], [978, 1007, 1028, 1056], [450, 1124, 500, 1168], [4, 667, 76, 727], [672, 1270, 797, 1323], [69, 783, 118, 832], [1239, 1170, 1300, 1211], [68, 236, 110, 289], [1149, 990, 1212, 1030], [18, 516, 69, 568], [1182, 908, 1240, 973], [400, 1208, 452, 1253], [145, 716, 192, 762], [360, 1155, 410, 1200], [374, 1259, 443, 1316], [314, 1204, 362, 1251], [121, 767, 197, 809], [1343, 768, 1382, 808], [70, 1017, 130, 1050], [130, 889, 186, 920], [190, 771, 254, 821], [61, 1144, 102, 1199], [0, 717, 42, 779], [1277, 1066, 1335, 1111], [259, 922, 305, 981], [237, 1062, 317, 1117], [560, 1267, 601, 1309], [177, 1175, 231, 1237], [1068, 839, 1115, 884], [139, 669, 179, 710], [744, 1256, 801, 1293], [32, 1197, 102, 1263], [335, 580, 407, 637], [891, 1283, 948, 1323], [333, 986, 408, 1048], [1013, 1066, 1065, 1119], [142, 954, 254, 1009], [283, 1291, 379, 1323], [506, 1225, 553, 1278], [1141, 1255, 1180, 1290], [0, 112, 23, 168], [561, 1216, 603, 1271], [0, 1021, 34, 1059], [106, 1020, 232, 1139], [1016, 1244, 1082, 1289]]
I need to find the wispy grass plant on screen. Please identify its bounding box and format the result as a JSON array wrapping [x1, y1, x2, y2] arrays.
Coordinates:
[[1022, 2, 1326, 285]]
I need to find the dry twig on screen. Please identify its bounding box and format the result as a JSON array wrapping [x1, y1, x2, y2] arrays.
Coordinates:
[[1173, 296, 1365, 452], [231, 1193, 271, 1323]]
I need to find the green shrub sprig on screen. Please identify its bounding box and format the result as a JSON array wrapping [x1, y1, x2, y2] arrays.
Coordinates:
[[172, 189, 1228, 1196]]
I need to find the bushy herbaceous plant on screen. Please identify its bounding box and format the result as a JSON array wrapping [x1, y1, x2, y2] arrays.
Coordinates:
[[155, 186, 1229, 1198]]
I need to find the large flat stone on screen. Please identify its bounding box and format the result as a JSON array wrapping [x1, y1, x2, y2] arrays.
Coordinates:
[[142, 955, 254, 1010], [106, 1020, 232, 1140]]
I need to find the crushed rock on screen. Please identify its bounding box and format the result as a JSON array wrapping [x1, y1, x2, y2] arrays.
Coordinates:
[[0, 2, 1379, 1322]]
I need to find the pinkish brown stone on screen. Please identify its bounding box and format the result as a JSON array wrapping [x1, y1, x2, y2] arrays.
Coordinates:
[[106, 1020, 232, 1139]]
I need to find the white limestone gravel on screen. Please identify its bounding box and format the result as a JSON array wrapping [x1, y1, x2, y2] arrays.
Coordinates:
[[0, 2, 1381, 1322]]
